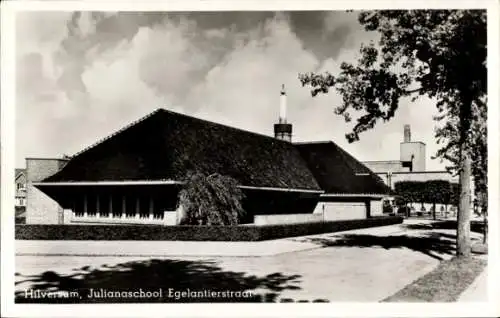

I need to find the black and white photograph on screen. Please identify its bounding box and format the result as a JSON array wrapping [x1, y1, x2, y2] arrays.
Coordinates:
[[1, 1, 498, 317]]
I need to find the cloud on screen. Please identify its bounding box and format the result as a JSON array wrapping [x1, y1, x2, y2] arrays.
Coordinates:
[[15, 10, 446, 171]]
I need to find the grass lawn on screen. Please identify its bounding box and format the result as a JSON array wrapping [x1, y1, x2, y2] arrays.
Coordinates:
[[383, 257, 487, 302]]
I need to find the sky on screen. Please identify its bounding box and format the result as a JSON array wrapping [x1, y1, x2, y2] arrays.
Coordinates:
[[15, 11, 450, 170]]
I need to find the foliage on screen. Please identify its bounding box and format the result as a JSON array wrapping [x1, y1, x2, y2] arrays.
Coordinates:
[[434, 99, 487, 214], [299, 10, 486, 257], [299, 10, 486, 144], [394, 180, 459, 205], [382, 200, 393, 213], [178, 172, 246, 225], [15, 217, 404, 241]]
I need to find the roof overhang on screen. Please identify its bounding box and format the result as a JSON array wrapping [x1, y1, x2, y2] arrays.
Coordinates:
[[32, 180, 183, 186], [238, 185, 323, 194], [32, 180, 324, 194], [320, 193, 389, 199]]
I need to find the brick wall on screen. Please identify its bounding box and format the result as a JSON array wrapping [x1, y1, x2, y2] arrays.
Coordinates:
[[26, 158, 69, 224], [370, 199, 383, 216], [254, 213, 323, 225], [362, 161, 405, 173], [314, 201, 367, 220], [400, 142, 426, 171]]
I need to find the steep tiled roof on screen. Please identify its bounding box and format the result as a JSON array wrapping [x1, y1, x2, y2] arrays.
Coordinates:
[[295, 141, 391, 195], [44, 109, 321, 191]]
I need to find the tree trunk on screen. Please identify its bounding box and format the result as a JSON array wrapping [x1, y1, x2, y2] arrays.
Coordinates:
[[483, 204, 488, 244], [457, 152, 472, 258], [432, 202, 436, 220]]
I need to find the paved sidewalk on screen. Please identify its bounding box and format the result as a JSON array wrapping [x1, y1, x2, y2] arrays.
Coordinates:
[[16, 221, 483, 258], [16, 223, 406, 258], [16, 221, 484, 302], [16, 238, 320, 257], [458, 265, 488, 302]]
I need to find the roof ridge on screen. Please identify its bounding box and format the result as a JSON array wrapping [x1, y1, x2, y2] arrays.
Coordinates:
[[329, 141, 385, 180], [159, 108, 295, 146], [73, 108, 298, 159], [72, 109, 164, 157], [362, 160, 402, 163], [293, 140, 332, 145]]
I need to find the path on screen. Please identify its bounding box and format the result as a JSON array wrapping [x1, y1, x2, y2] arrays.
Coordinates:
[[15, 220, 484, 302]]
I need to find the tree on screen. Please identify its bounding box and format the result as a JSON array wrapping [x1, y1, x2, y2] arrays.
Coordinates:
[[299, 10, 486, 257], [394, 180, 456, 219], [177, 172, 246, 225], [434, 98, 488, 242], [425, 180, 453, 220]]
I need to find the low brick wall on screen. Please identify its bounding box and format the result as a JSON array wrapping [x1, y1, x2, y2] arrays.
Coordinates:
[[254, 213, 323, 225], [16, 216, 403, 241]]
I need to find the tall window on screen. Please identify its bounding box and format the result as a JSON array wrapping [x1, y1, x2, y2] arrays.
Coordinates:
[[125, 196, 135, 217], [99, 195, 110, 217], [153, 198, 165, 219], [139, 196, 150, 219], [74, 196, 85, 217], [87, 194, 97, 217], [112, 194, 122, 218]]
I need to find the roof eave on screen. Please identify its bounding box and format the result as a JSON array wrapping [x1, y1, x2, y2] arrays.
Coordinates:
[[320, 193, 389, 198], [33, 180, 324, 193]]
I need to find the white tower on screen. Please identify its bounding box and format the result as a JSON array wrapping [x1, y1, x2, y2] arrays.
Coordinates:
[[274, 84, 292, 142]]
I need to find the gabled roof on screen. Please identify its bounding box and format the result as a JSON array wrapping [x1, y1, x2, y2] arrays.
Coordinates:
[[294, 141, 391, 195], [15, 168, 26, 179], [44, 109, 321, 191]]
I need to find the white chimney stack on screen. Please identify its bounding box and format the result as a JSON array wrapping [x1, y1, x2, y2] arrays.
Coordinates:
[[279, 84, 287, 123], [274, 84, 292, 142]]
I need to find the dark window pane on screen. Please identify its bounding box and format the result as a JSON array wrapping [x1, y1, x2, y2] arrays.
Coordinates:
[[112, 194, 122, 218], [74, 195, 84, 217], [139, 196, 150, 219], [99, 195, 110, 217], [125, 196, 135, 217], [87, 194, 97, 217]]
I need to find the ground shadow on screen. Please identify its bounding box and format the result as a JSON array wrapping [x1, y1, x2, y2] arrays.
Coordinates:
[[403, 220, 484, 233], [304, 232, 457, 260], [15, 258, 301, 303]]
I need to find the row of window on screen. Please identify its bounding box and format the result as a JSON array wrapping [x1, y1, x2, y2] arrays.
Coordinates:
[[72, 194, 168, 219]]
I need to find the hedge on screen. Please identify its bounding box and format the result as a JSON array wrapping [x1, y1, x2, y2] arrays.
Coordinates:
[[15, 216, 403, 241], [394, 180, 459, 205]]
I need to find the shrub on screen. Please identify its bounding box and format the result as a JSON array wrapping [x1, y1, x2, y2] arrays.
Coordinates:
[[15, 216, 404, 241], [397, 206, 410, 216], [382, 200, 393, 213], [178, 172, 245, 225]]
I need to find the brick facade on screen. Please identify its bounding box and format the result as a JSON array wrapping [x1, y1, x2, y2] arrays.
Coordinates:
[[26, 158, 69, 224]]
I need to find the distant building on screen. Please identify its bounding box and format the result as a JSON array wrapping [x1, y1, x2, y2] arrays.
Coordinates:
[[25, 86, 391, 226], [15, 169, 27, 206], [361, 125, 475, 215], [15, 168, 27, 223], [362, 125, 459, 188]]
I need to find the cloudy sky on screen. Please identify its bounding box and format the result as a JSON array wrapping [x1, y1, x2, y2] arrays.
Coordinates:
[[15, 11, 449, 170]]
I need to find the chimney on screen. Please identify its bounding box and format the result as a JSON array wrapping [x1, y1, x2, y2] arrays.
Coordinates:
[[404, 124, 411, 142], [400, 124, 426, 171], [279, 84, 287, 123], [274, 84, 292, 142]]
